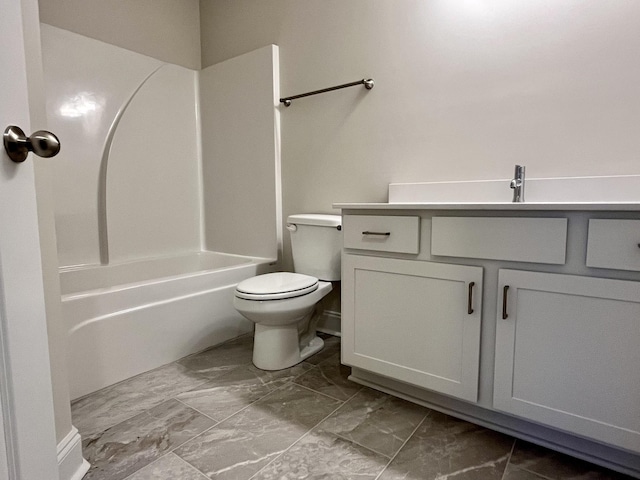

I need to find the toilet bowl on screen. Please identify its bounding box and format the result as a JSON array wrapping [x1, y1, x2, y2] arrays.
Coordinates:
[[234, 272, 332, 370], [233, 213, 342, 371]]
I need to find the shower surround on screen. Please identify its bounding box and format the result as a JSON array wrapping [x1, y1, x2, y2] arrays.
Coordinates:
[[41, 24, 281, 398]]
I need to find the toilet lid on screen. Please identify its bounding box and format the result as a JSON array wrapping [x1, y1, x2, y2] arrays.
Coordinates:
[[235, 272, 318, 300]]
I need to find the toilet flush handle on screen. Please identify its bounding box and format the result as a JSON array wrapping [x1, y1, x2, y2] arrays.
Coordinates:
[[286, 224, 297, 232]]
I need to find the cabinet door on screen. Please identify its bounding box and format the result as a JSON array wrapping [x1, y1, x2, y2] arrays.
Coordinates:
[[342, 255, 483, 402], [495, 269, 640, 453]]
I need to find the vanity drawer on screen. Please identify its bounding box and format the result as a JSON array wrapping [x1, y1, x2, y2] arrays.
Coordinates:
[[343, 215, 420, 254], [431, 217, 567, 264], [586, 219, 640, 272]]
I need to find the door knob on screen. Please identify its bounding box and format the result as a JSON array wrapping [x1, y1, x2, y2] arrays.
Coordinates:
[[3, 125, 60, 163]]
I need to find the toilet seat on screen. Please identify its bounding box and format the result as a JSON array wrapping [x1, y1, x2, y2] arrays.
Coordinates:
[[235, 272, 318, 300]]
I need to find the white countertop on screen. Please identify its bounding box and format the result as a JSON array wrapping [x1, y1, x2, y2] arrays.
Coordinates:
[[333, 202, 640, 211], [335, 176, 640, 211]]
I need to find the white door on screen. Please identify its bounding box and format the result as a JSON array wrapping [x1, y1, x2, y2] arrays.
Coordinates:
[[0, 0, 61, 478]]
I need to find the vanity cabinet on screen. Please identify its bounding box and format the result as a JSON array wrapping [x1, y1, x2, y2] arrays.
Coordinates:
[[494, 269, 640, 453], [336, 184, 640, 474], [337, 206, 640, 474], [342, 253, 483, 403]]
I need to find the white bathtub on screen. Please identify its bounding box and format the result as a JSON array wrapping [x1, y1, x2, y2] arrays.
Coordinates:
[[61, 252, 273, 400]]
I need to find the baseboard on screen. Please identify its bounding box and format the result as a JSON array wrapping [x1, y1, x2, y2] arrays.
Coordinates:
[[317, 310, 341, 337], [57, 426, 90, 480]]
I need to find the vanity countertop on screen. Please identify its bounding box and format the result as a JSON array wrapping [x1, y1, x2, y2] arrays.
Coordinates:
[[333, 202, 640, 211], [335, 176, 640, 211]]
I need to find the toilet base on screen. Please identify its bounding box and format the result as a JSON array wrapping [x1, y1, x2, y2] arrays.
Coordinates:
[[253, 323, 324, 370], [300, 336, 324, 362]]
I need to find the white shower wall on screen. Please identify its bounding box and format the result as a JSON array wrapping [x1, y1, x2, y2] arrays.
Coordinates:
[[199, 45, 281, 261], [105, 65, 200, 264], [41, 24, 280, 268], [42, 24, 164, 266], [42, 24, 199, 267]]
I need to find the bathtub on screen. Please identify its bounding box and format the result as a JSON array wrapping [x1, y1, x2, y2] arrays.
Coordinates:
[[61, 252, 274, 400]]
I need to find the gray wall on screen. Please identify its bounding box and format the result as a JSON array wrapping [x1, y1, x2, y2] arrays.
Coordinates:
[[38, 0, 201, 69], [200, 0, 640, 273]]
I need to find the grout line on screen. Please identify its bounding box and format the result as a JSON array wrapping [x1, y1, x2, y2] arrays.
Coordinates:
[[77, 394, 172, 441], [87, 339, 340, 479], [373, 410, 430, 480], [175, 333, 253, 369], [172, 361, 324, 444], [499, 438, 518, 480], [168, 394, 263, 455], [516, 466, 558, 480], [505, 440, 558, 480], [121, 452, 210, 480], [73, 368, 214, 438], [168, 377, 306, 457], [168, 421, 219, 456], [169, 378, 351, 480], [120, 453, 169, 480], [173, 397, 222, 424], [328, 430, 393, 460], [247, 385, 365, 480], [291, 379, 363, 403]]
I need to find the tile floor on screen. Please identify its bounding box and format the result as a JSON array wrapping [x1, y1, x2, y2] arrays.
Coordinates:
[[73, 334, 634, 480]]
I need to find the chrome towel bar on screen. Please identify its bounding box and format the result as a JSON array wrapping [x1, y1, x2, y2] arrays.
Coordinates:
[[280, 78, 374, 106]]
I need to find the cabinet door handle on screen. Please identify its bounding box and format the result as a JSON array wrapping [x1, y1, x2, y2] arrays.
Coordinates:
[[502, 285, 510, 319], [362, 231, 391, 236], [467, 282, 475, 314]]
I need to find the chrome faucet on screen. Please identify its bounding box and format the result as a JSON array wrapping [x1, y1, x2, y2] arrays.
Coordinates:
[[510, 165, 525, 202]]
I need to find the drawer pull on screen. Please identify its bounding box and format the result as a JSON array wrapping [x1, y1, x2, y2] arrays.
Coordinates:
[[362, 231, 391, 236], [502, 285, 510, 320], [467, 282, 475, 314]]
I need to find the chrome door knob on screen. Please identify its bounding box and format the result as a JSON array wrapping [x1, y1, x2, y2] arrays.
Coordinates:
[[3, 125, 61, 163]]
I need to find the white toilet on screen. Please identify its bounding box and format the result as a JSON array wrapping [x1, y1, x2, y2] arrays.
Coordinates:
[[233, 214, 342, 370]]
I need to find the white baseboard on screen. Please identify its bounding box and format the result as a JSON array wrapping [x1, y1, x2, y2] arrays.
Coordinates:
[[317, 310, 341, 337], [57, 427, 90, 480]]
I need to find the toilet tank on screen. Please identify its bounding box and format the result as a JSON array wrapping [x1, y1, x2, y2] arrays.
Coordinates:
[[287, 214, 342, 281]]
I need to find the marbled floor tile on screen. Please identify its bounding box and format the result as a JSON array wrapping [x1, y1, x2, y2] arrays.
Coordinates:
[[509, 440, 634, 480], [252, 428, 389, 480], [178, 335, 254, 378], [72, 363, 210, 437], [319, 387, 428, 457], [304, 334, 341, 366], [294, 352, 362, 401], [125, 453, 208, 480], [378, 411, 513, 480], [82, 399, 215, 480], [502, 464, 548, 480], [175, 383, 342, 480], [177, 362, 313, 421]]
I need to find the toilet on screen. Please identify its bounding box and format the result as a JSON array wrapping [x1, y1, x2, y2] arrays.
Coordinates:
[[233, 214, 342, 370]]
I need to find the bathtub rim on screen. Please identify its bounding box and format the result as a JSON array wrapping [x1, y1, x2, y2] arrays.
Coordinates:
[[60, 250, 276, 299]]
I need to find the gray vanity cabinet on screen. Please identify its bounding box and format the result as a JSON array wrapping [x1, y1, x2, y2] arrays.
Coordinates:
[[341, 215, 483, 403], [337, 205, 640, 475]]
